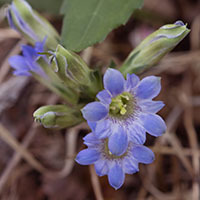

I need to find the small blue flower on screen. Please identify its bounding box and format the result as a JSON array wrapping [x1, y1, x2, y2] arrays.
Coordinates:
[[8, 39, 46, 76], [76, 132, 154, 190], [82, 68, 166, 155]]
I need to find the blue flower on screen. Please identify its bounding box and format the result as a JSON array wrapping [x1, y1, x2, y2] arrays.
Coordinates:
[[76, 132, 155, 190], [8, 39, 46, 76], [82, 68, 166, 156]]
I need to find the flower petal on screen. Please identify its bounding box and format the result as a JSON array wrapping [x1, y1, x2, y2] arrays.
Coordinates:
[[108, 125, 128, 156], [81, 102, 108, 121], [7, 9, 16, 30], [22, 45, 38, 60], [87, 121, 96, 132], [138, 100, 165, 113], [35, 38, 46, 53], [13, 70, 31, 76], [83, 133, 100, 147], [75, 149, 100, 165], [95, 119, 112, 139], [97, 89, 112, 105], [108, 163, 125, 190], [123, 156, 139, 174], [128, 122, 146, 144], [103, 68, 125, 96], [136, 76, 161, 99], [125, 73, 140, 91], [9, 55, 28, 70], [132, 145, 155, 164], [94, 159, 109, 176], [139, 113, 166, 137]]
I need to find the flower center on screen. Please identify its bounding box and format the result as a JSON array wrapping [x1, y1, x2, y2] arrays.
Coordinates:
[[109, 92, 135, 119], [103, 139, 127, 159]]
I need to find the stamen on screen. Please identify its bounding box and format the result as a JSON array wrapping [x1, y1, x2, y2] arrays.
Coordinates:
[[109, 92, 135, 119], [108, 150, 112, 155], [120, 107, 127, 115]]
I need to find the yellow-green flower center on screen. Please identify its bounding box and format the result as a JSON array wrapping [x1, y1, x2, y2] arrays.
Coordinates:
[[109, 92, 135, 119]]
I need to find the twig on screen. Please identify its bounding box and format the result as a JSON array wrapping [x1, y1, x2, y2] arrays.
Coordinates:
[[0, 123, 47, 174], [0, 124, 37, 193], [89, 165, 104, 200], [137, 187, 148, 200], [142, 51, 200, 76], [190, 15, 200, 50], [181, 75, 199, 200], [140, 167, 178, 200], [0, 76, 29, 114], [155, 106, 194, 177], [0, 121, 88, 186], [57, 127, 79, 177], [141, 104, 194, 199], [0, 94, 62, 193], [46, 123, 88, 179], [164, 133, 194, 177], [81, 46, 93, 65], [0, 28, 20, 41], [165, 105, 182, 132], [151, 145, 200, 157]]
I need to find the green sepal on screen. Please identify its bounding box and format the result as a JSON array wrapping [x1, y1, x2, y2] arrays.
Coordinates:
[[49, 45, 102, 99]]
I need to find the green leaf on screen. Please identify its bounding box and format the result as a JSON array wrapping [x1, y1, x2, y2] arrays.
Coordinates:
[[26, 0, 63, 15], [61, 0, 143, 52]]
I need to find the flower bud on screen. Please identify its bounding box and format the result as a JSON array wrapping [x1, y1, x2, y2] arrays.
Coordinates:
[[7, 0, 60, 49], [120, 21, 190, 75], [33, 105, 83, 129], [49, 45, 102, 99]]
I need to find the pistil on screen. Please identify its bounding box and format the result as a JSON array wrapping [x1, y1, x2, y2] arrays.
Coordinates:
[[103, 139, 127, 159]]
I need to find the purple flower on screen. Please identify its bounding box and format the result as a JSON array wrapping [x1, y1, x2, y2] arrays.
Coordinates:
[[8, 39, 46, 76], [82, 68, 166, 156], [76, 132, 154, 190]]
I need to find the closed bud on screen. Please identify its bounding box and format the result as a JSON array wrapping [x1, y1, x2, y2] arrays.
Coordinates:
[[33, 105, 83, 129], [50, 45, 102, 99], [120, 21, 190, 75], [7, 0, 60, 49]]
